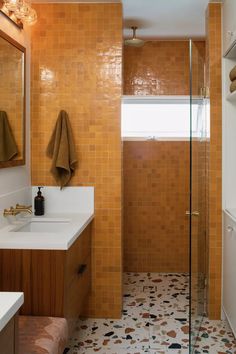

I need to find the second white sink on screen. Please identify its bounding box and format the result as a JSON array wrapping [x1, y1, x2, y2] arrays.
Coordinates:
[[12, 220, 70, 233]]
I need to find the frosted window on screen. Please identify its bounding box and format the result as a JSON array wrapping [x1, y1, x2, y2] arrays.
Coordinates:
[[121, 99, 204, 139]]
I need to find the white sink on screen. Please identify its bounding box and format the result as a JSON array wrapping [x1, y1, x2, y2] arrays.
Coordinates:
[[0, 213, 94, 250], [11, 220, 70, 233]]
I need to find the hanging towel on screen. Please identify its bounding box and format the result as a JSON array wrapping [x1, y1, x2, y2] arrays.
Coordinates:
[[46, 110, 77, 189], [230, 80, 236, 93], [229, 65, 236, 81], [0, 111, 18, 162]]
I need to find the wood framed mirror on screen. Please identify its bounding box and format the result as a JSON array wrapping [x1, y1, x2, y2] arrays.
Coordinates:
[[0, 29, 26, 168]]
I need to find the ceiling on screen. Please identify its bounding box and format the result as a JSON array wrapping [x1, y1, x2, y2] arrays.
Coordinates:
[[122, 0, 210, 39]]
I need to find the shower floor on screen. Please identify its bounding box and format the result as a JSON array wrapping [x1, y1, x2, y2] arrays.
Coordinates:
[[65, 273, 236, 354]]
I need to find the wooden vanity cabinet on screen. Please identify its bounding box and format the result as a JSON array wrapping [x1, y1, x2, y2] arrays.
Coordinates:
[[0, 224, 92, 335], [0, 313, 19, 354]]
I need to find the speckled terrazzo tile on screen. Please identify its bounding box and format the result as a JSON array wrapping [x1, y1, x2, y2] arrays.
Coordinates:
[[149, 350, 189, 354], [152, 286, 189, 297], [123, 273, 188, 294], [149, 318, 189, 351], [166, 350, 189, 354], [149, 294, 189, 320], [193, 318, 236, 354], [149, 308, 188, 322], [148, 273, 189, 285], [123, 287, 149, 303], [150, 289, 189, 303], [65, 273, 236, 354], [149, 285, 189, 304], [65, 347, 150, 354], [149, 280, 189, 296], [123, 290, 150, 319], [68, 317, 150, 350], [122, 307, 150, 322], [149, 292, 188, 317]]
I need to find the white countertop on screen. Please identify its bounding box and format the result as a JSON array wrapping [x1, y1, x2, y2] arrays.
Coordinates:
[[0, 212, 94, 250], [0, 292, 24, 332]]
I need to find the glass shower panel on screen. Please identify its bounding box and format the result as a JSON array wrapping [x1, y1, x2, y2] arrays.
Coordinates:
[[190, 40, 208, 352]]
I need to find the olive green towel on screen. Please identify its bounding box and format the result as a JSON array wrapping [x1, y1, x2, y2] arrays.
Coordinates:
[[46, 110, 77, 189], [230, 80, 236, 93], [0, 111, 18, 162], [229, 65, 236, 81]]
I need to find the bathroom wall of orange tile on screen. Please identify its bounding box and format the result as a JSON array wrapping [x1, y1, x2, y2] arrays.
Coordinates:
[[124, 141, 190, 272], [31, 3, 123, 318], [124, 40, 205, 96]]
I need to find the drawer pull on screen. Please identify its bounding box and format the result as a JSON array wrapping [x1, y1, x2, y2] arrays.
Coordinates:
[[78, 264, 87, 275]]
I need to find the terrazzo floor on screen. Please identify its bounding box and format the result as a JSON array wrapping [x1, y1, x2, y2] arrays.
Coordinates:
[[65, 273, 236, 354]]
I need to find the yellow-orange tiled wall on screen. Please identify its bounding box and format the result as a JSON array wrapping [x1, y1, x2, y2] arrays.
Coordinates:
[[124, 141, 190, 272], [206, 3, 222, 320], [0, 38, 23, 159], [31, 4, 123, 318], [192, 41, 206, 96], [124, 41, 205, 96]]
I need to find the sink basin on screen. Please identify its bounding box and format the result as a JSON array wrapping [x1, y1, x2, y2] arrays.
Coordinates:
[[12, 220, 70, 233]]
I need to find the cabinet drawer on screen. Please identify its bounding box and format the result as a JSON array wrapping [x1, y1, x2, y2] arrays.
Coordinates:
[[65, 254, 91, 333], [223, 212, 236, 335], [65, 225, 91, 288]]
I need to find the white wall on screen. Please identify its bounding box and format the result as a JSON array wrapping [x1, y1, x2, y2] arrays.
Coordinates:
[[222, 0, 236, 55], [0, 14, 31, 226], [222, 0, 236, 335], [222, 0, 236, 211]]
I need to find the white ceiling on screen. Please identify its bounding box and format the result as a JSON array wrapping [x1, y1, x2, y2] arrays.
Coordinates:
[[123, 0, 210, 39]]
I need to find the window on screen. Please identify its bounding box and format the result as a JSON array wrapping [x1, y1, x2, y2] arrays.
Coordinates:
[[121, 96, 207, 140]]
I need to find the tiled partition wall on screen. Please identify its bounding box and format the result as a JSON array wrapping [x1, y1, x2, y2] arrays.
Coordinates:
[[205, 3, 222, 320], [124, 141, 190, 272], [124, 40, 205, 96], [31, 4, 123, 318]]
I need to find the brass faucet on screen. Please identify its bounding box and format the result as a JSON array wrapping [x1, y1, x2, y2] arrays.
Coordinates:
[[3, 204, 32, 217]]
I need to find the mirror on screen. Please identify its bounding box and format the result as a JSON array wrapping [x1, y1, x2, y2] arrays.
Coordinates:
[[0, 29, 25, 168]]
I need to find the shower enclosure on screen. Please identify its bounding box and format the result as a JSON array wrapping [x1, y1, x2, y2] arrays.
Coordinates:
[[189, 39, 209, 352], [122, 38, 208, 353]]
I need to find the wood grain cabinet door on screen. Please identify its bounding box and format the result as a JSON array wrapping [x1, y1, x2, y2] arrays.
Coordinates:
[[0, 315, 18, 354], [65, 225, 91, 288], [65, 254, 91, 334], [30, 249, 66, 317]]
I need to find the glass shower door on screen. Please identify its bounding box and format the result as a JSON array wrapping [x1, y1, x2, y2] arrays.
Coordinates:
[[189, 40, 208, 352]]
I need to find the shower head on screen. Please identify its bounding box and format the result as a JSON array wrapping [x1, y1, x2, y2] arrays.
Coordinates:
[[124, 26, 145, 47]]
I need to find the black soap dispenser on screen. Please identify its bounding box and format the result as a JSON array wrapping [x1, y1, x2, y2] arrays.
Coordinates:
[[34, 187, 45, 216]]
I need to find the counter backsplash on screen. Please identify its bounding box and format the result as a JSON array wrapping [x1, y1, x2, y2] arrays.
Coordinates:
[[31, 186, 94, 215], [0, 186, 94, 228]]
